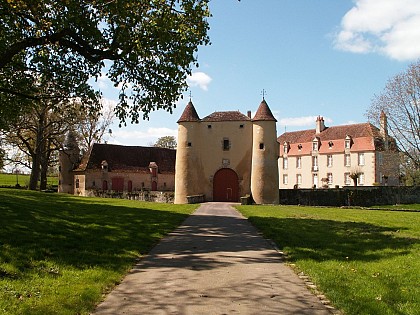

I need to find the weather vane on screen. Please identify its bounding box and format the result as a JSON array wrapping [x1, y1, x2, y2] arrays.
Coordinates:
[[261, 89, 267, 100], [189, 90, 192, 102]]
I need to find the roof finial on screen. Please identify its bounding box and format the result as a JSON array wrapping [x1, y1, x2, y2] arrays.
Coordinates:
[[261, 89, 266, 100], [189, 90, 192, 102]]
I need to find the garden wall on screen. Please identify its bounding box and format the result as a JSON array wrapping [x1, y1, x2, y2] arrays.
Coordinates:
[[85, 190, 175, 203], [279, 186, 420, 207]]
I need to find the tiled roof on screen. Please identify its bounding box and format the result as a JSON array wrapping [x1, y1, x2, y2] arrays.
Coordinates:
[[75, 144, 176, 173], [277, 123, 395, 156], [201, 111, 250, 122], [253, 100, 277, 122], [177, 101, 200, 122]]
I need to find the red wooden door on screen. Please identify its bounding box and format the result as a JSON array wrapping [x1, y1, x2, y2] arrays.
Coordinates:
[[213, 168, 239, 202], [112, 177, 124, 191], [152, 181, 157, 191]]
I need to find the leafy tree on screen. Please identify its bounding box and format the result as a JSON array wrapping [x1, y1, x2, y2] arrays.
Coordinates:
[[154, 136, 177, 149], [367, 60, 420, 176], [0, 0, 210, 128]]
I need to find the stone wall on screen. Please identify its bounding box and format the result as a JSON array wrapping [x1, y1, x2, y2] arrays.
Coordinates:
[[279, 186, 420, 207], [85, 189, 175, 203]]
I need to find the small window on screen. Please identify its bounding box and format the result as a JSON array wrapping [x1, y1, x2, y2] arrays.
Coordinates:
[[259, 143, 264, 150], [344, 173, 351, 185], [141, 182, 145, 188], [297, 174, 302, 185], [312, 142, 318, 151], [358, 153, 365, 166], [239, 124, 244, 128], [358, 173, 365, 185], [283, 158, 288, 170], [345, 154, 351, 167], [328, 141, 334, 148], [187, 142, 192, 147], [223, 139, 230, 151], [327, 155, 333, 167], [327, 173, 333, 185], [92, 181, 96, 187], [298, 144, 302, 151], [283, 174, 288, 185], [207, 124, 212, 129], [75, 179, 80, 188], [296, 157, 302, 169]]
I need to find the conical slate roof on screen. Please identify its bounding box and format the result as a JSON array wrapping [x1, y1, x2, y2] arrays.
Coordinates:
[[177, 101, 200, 123], [253, 99, 277, 122]]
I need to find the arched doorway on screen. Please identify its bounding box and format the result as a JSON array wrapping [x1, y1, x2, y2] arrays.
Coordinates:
[[213, 168, 239, 202]]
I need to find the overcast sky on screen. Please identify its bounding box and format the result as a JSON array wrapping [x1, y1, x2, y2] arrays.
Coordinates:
[[97, 0, 420, 146]]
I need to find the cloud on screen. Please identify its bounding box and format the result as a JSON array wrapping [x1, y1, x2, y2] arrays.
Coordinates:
[[187, 72, 212, 91], [109, 127, 177, 146], [334, 0, 420, 61]]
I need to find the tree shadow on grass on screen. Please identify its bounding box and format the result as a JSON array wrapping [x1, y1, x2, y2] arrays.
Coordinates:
[[0, 190, 192, 277], [246, 216, 417, 262]]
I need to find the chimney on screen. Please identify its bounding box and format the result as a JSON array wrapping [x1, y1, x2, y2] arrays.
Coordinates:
[[380, 111, 388, 150], [316, 116, 325, 134], [247, 110, 251, 118]]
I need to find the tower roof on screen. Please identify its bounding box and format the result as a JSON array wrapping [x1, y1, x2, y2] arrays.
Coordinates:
[[202, 111, 250, 122], [177, 101, 200, 123], [253, 99, 277, 122]]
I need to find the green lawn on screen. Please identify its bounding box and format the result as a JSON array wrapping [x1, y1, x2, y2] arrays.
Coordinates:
[[237, 205, 420, 315], [0, 173, 58, 187], [0, 189, 197, 315]]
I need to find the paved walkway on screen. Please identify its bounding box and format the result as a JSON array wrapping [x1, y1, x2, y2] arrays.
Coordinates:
[[94, 203, 333, 314]]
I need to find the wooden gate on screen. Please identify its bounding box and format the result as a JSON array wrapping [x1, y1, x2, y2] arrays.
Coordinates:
[[213, 168, 239, 202]]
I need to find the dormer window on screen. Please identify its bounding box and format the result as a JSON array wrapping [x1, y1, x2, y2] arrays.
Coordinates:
[[283, 142, 289, 154], [345, 135, 352, 149], [101, 160, 108, 171], [312, 137, 320, 151]]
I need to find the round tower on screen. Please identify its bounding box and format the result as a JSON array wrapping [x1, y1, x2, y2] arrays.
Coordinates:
[[174, 100, 202, 204], [250, 99, 279, 204], [58, 130, 80, 194]]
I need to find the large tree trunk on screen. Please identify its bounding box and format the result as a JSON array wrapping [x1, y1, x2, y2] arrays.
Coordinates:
[[29, 107, 46, 190], [28, 154, 40, 190]]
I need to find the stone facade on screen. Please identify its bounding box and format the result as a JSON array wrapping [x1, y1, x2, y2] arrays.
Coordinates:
[[59, 143, 176, 196], [174, 99, 279, 204], [277, 114, 399, 189]]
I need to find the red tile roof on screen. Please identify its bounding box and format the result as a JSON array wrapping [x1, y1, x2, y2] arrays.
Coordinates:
[[201, 111, 250, 122], [253, 100, 277, 122], [278, 123, 395, 156], [75, 144, 176, 173], [177, 101, 200, 122]]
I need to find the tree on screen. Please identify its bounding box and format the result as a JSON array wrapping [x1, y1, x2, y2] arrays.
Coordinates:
[[0, 0, 210, 128], [349, 168, 362, 187], [73, 99, 115, 153], [367, 61, 420, 175], [154, 136, 177, 149]]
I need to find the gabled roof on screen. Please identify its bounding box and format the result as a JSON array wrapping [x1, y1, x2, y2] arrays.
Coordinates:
[[253, 99, 277, 122], [177, 101, 200, 122], [277, 123, 396, 155], [75, 144, 176, 173], [201, 111, 250, 122]]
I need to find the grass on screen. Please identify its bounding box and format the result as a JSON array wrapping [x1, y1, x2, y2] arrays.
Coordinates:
[[237, 205, 420, 315], [0, 189, 198, 315], [0, 173, 58, 187], [368, 204, 420, 211]]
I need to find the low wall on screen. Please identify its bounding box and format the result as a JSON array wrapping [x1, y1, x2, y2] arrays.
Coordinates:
[[279, 186, 420, 207], [85, 190, 175, 203]]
